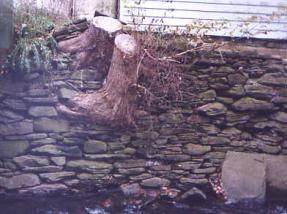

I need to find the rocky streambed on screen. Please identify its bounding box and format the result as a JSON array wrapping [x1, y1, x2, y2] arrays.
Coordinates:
[[0, 191, 286, 214]]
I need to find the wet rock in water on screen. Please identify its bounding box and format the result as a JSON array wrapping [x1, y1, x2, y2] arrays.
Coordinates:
[[222, 152, 266, 203], [141, 177, 171, 188], [120, 183, 142, 196], [85, 207, 108, 214], [179, 178, 209, 185], [20, 184, 68, 195], [0, 174, 40, 190], [197, 102, 227, 116], [160, 187, 181, 200], [180, 187, 207, 202]]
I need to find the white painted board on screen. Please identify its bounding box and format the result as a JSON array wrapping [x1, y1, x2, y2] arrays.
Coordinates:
[[119, 0, 287, 39]]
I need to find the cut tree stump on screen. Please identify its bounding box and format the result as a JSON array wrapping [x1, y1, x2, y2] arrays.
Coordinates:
[[57, 33, 139, 126], [58, 16, 123, 70]]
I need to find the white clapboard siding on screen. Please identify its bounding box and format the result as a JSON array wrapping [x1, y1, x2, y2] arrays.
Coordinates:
[[119, 0, 287, 39]]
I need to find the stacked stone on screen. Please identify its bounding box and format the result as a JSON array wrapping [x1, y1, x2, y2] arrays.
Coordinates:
[[0, 49, 286, 197], [53, 19, 89, 42]]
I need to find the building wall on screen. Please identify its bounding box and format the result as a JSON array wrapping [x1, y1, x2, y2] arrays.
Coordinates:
[[119, 0, 287, 40]]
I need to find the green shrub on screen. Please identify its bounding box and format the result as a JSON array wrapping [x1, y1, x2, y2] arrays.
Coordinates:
[[5, 3, 59, 75]]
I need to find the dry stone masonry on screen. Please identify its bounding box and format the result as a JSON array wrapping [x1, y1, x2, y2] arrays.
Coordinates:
[[0, 47, 286, 198]]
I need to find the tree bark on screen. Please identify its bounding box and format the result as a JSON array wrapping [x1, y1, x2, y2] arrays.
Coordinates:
[[58, 16, 123, 70], [57, 33, 139, 126]]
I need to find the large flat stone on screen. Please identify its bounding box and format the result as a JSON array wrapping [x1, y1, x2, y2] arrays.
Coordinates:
[[184, 144, 211, 155], [0, 174, 40, 190], [259, 73, 287, 87], [27, 89, 50, 97], [270, 112, 287, 123], [3, 98, 27, 111], [32, 145, 82, 157], [197, 102, 227, 116], [227, 73, 247, 85], [28, 106, 58, 117], [6, 133, 48, 141], [232, 97, 274, 111], [0, 109, 23, 123], [0, 120, 33, 136], [13, 155, 50, 168], [222, 152, 266, 203], [141, 177, 170, 188], [22, 166, 63, 173], [264, 155, 287, 195], [57, 87, 78, 100], [20, 184, 68, 195], [0, 141, 29, 159], [84, 140, 107, 154], [24, 96, 58, 104], [34, 118, 70, 133], [114, 160, 147, 169], [244, 84, 276, 99], [40, 172, 75, 182], [67, 160, 113, 173]]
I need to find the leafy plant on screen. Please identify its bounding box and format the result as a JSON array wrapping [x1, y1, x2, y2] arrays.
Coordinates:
[[4, 2, 59, 75], [7, 36, 57, 74]]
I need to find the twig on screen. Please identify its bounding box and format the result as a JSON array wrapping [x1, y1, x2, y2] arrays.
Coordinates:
[[131, 83, 154, 96], [136, 52, 146, 78], [143, 49, 181, 63], [143, 42, 227, 64]]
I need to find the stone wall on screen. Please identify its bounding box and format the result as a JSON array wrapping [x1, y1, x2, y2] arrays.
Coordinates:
[[0, 48, 286, 196]]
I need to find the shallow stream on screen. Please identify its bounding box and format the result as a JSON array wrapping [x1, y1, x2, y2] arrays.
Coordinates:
[[0, 192, 286, 214]]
